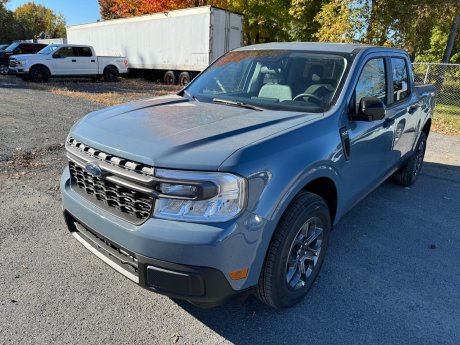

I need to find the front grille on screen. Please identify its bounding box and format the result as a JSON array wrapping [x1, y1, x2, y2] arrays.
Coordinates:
[[69, 161, 154, 224]]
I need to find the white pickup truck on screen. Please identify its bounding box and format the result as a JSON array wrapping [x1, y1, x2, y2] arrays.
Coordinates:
[[9, 44, 129, 82]]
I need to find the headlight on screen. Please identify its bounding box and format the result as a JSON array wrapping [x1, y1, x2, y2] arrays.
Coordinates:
[[153, 169, 247, 223], [17, 60, 27, 66]]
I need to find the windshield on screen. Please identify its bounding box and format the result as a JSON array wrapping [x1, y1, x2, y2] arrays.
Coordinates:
[[38, 45, 59, 55], [185, 50, 348, 112], [5, 42, 20, 52]]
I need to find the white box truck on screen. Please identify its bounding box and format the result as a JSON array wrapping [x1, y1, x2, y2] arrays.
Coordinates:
[[66, 6, 243, 85]]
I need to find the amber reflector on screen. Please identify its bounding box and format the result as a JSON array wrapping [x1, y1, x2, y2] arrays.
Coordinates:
[[228, 268, 249, 280]]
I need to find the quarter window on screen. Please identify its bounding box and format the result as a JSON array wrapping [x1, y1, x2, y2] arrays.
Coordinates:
[[391, 58, 409, 102], [355, 58, 386, 111]]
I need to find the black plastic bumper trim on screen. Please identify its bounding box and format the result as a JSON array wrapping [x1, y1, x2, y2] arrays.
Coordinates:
[[63, 210, 249, 307]]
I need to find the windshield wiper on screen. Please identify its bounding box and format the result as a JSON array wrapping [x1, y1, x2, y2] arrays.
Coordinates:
[[182, 90, 198, 102], [212, 98, 264, 111]]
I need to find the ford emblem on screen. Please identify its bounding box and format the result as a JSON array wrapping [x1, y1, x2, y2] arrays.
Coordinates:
[[85, 162, 103, 177]]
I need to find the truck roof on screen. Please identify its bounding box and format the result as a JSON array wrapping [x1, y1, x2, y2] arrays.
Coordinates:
[[235, 42, 406, 54], [48, 44, 92, 48]]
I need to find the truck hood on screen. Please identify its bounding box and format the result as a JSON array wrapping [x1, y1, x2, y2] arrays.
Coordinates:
[[70, 95, 322, 170], [10, 54, 43, 60]]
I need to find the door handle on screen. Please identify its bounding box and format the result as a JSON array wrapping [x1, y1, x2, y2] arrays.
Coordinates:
[[91, 60, 95, 62], [408, 105, 419, 114], [71, 59, 76, 62]]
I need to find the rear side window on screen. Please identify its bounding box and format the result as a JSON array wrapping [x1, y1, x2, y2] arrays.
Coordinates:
[[354, 58, 386, 110], [391, 58, 409, 102], [74, 47, 93, 57]]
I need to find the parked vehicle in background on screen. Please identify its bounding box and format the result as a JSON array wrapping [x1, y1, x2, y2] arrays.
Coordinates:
[[66, 6, 243, 86], [0, 42, 47, 74], [61, 42, 435, 309], [9, 44, 128, 82], [0, 44, 9, 51]]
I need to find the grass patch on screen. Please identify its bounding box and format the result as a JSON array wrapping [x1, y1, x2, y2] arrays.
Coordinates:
[[48, 88, 154, 106], [433, 103, 460, 136]]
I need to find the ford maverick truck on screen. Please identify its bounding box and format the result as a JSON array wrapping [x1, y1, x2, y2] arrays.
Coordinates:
[[61, 43, 435, 308], [9, 44, 128, 82]]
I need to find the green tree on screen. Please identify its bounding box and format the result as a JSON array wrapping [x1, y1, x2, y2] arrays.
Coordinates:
[[14, 2, 66, 39], [288, 0, 328, 41], [313, 0, 362, 43]]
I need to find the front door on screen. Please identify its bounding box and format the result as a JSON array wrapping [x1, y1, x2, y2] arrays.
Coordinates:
[[52, 47, 75, 75], [340, 57, 394, 207]]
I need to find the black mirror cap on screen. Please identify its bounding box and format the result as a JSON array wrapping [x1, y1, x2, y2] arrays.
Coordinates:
[[357, 96, 385, 121]]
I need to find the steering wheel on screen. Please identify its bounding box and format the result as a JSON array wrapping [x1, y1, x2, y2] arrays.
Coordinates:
[[292, 93, 324, 106]]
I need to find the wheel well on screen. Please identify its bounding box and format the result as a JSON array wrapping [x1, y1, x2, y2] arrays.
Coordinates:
[[30, 64, 50, 75], [302, 177, 337, 223], [104, 64, 118, 73], [422, 119, 431, 137]]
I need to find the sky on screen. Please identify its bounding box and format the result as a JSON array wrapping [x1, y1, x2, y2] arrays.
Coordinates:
[[7, 0, 101, 26]]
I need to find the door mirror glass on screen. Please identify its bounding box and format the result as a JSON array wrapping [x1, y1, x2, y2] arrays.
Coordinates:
[[352, 96, 386, 121]]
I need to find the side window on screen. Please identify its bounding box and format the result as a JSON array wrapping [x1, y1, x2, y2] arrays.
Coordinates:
[[74, 47, 93, 57], [54, 47, 74, 58], [391, 58, 409, 102], [355, 58, 386, 111]]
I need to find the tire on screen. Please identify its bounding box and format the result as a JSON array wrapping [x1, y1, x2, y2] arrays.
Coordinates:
[[178, 72, 191, 86], [29, 66, 49, 83], [0, 64, 8, 75], [256, 191, 331, 309], [103, 66, 119, 82], [391, 131, 427, 186], [91, 75, 102, 82], [164, 70, 176, 85], [20, 76, 29, 81]]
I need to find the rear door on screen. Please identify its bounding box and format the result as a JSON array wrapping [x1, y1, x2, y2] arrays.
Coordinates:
[[384, 56, 418, 161], [73, 47, 97, 75], [340, 56, 395, 206]]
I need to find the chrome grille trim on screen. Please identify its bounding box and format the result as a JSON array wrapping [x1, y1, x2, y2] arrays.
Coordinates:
[[67, 137, 155, 177]]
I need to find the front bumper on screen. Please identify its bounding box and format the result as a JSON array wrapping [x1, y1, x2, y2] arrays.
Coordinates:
[[64, 211, 244, 306], [9, 67, 28, 75], [61, 167, 269, 305]]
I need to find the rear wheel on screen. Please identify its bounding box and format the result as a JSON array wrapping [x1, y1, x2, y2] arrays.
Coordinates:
[[103, 66, 119, 82], [178, 72, 191, 86], [256, 191, 330, 309], [391, 131, 427, 186], [164, 70, 176, 85], [29, 66, 49, 83]]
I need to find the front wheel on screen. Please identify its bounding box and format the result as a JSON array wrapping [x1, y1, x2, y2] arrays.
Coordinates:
[[29, 66, 49, 82], [256, 191, 330, 309], [0, 64, 8, 75], [391, 131, 427, 186]]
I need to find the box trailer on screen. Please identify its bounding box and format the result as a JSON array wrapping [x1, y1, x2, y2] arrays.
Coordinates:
[[66, 6, 243, 85]]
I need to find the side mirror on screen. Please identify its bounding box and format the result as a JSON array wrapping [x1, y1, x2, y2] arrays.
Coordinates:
[[351, 96, 386, 121], [52, 52, 61, 59]]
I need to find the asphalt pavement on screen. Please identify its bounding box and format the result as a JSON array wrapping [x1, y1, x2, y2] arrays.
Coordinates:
[[1, 76, 459, 345]]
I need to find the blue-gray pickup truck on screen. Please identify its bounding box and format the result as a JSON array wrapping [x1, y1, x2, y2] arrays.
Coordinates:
[[61, 42, 436, 308]]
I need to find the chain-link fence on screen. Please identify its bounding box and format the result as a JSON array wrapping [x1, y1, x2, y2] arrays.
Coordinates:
[[413, 62, 460, 116]]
